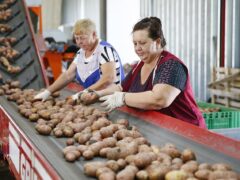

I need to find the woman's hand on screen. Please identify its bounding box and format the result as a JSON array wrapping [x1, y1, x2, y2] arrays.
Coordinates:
[[99, 92, 125, 112], [34, 89, 51, 101]]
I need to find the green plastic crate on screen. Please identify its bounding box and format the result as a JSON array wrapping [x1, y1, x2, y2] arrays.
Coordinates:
[[197, 102, 240, 129]]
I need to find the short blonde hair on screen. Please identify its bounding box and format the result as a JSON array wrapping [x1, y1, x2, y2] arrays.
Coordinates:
[[73, 18, 96, 35]]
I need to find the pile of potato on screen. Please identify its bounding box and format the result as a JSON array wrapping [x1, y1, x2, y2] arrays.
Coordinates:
[[0, 0, 20, 74], [0, 45, 19, 58], [0, 56, 20, 73], [1, 80, 239, 180], [0, 37, 17, 47], [0, 24, 11, 33], [0, 0, 15, 11], [199, 107, 221, 113], [0, 9, 11, 21], [0, 42, 20, 73]]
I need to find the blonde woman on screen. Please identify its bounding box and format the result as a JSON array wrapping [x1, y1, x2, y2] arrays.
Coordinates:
[[35, 18, 124, 101]]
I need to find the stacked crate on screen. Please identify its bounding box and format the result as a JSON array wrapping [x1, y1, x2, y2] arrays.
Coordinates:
[[198, 101, 240, 129], [198, 101, 240, 140], [208, 67, 240, 109]]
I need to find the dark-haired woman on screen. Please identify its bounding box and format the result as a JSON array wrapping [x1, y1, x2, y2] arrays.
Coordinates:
[[81, 17, 206, 128]]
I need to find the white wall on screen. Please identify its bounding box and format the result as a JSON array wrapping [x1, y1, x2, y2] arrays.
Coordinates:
[[107, 0, 140, 64], [60, 0, 102, 42]]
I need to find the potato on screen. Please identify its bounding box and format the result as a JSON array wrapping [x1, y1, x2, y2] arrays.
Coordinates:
[[138, 144, 152, 153], [88, 141, 105, 155], [54, 129, 63, 137], [84, 161, 106, 177], [89, 131, 102, 142], [35, 124, 52, 135], [102, 137, 117, 147], [118, 141, 138, 159], [115, 129, 132, 140], [100, 126, 114, 138], [10, 80, 20, 88], [157, 152, 172, 166], [91, 117, 111, 131], [194, 169, 212, 180], [37, 118, 47, 125], [211, 163, 232, 171], [62, 145, 77, 155], [99, 147, 111, 157], [83, 106, 95, 116], [125, 155, 135, 165], [80, 91, 99, 105], [181, 149, 196, 163], [147, 164, 171, 180], [180, 160, 198, 173], [160, 144, 181, 159], [78, 133, 92, 144], [136, 170, 148, 180], [165, 170, 188, 180], [130, 130, 142, 138], [151, 145, 160, 154], [66, 138, 75, 146], [29, 113, 39, 122], [106, 160, 119, 172], [171, 158, 183, 170], [198, 163, 212, 170], [77, 145, 88, 154], [117, 159, 126, 170], [62, 126, 74, 137], [38, 110, 51, 120], [65, 152, 77, 162], [116, 119, 129, 127], [98, 170, 115, 180], [16, 98, 24, 104], [107, 147, 121, 160], [48, 119, 60, 128], [82, 150, 94, 160], [209, 170, 238, 180], [70, 150, 81, 159], [116, 165, 138, 180], [133, 152, 158, 168]]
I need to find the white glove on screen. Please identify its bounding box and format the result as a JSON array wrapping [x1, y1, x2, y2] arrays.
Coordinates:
[[71, 89, 89, 101], [34, 89, 51, 101], [99, 92, 125, 112]]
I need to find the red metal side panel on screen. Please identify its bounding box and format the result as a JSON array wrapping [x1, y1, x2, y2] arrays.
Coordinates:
[[0, 106, 61, 180], [67, 82, 84, 92], [21, 0, 49, 86], [119, 106, 240, 160]]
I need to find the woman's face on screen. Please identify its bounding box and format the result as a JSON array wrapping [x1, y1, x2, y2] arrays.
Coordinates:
[[133, 29, 158, 63], [74, 31, 96, 51]]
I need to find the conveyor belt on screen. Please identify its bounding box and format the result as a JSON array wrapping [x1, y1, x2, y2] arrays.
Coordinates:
[[1, 90, 240, 179], [0, 0, 46, 89]]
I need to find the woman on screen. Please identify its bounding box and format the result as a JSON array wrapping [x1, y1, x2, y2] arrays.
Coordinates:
[[34, 18, 125, 101], [82, 17, 206, 128]]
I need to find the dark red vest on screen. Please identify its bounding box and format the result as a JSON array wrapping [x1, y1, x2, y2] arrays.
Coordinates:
[[122, 51, 206, 128]]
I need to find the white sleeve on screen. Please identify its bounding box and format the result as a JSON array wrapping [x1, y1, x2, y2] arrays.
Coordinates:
[[99, 46, 117, 65]]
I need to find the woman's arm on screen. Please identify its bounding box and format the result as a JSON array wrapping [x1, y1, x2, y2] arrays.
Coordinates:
[[124, 83, 181, 110], [97, 84, 122, 96], [48, 62, 77, 93], [87, 61, 116, 90]]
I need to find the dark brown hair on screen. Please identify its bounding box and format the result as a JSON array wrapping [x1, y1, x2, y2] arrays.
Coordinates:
[[133, 17, 166, 47]]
